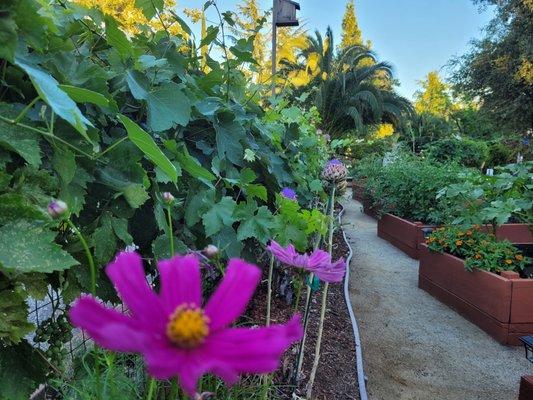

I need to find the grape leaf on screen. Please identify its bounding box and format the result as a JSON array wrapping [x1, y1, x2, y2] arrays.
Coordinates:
[[0, 288, 33, 344], [0, 340, 47, 400], [147, 82, 192, 132], [0, 220, 79, 275], [237, 205, 274, 244], [202, 197, 236, 237]]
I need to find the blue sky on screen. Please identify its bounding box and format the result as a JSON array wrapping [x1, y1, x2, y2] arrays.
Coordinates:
[[181, 0, 494, 99]]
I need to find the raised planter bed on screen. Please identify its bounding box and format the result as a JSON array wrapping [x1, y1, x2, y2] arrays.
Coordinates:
[[377, 213, 435, 259], [352, 180, 365, 202], [418, 244, 533, 345], [483, 224, 533, 245], [519, 376, 533, 400], [361, 196, 380, 219]]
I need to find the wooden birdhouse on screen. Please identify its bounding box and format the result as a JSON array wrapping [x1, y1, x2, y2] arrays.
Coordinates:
[[274, 0, 300, 27]]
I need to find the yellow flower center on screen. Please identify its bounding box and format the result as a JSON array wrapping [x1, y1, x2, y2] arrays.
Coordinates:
[[166, 304, 210, 348]]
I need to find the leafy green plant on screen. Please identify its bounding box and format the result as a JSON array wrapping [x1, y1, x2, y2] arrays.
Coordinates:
[[438, 162, 533, 229], [360, 153, 467, 224], [0, 0, 330, 396], [425, 137, 489, 168], [427, 225, 529, 274]]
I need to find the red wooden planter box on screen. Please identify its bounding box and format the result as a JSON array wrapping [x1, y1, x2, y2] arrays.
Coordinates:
[[519, 376, 533, 400], [484, 224, 533, 245], [377, 214, 435, 259], [362, 197, 381, 219], [352, 181, 365, 202], [418, 244, 533, 345]]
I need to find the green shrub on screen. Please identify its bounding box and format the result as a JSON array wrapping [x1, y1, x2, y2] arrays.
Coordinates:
[[361, 154, 469, 224], [426, 138, 489, 168], [487, 142, 514, 166]]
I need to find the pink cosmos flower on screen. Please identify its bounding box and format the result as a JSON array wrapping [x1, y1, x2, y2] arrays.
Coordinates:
[[69, 252, 302, 397], [267, 240, 346, 283]]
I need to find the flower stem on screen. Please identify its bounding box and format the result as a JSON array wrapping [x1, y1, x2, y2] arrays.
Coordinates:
[[166, 206, 174, 256], [266, 254, 274, 326], [306, 185, 336, 398], [294, 232, 322, 385], [67, 218, 96, 295], [146, 378, 157, 400]]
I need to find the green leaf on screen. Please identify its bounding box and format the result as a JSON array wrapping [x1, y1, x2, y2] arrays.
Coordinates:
[[0, 193, 47, 225], [245, 184, 267, 201], [122, 183, 150, 208], [213, 226, 242, 258], [0, 287, 34, 344], [147, 82, 191, 131], [135, 0, 164, 19], [52, 148, 76, 184], [118, 114, 178, 183], [310, 179, 323, 192], [0, 14, 17, 62], [105, 16, 133, 58], [214, 112, 245, 165], [151, 234, 187, 260], [237, 205, 273, 244], [0, 111, 41, 166], [14, 57, 93, 140], [0, 220, 79, 275], [126, 70, 150, 100], [58, 85, 115, 110], [199, 26, 219, 48], [202, 196, 236, 237], [92, 215, 117, 265], [0, 340, 47, 400], [175, 150, 216, 182], [112, 217, 133, 244]]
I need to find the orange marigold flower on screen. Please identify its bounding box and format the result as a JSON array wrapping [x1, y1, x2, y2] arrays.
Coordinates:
[[475, 253, 482, 259], [455, 240, 463, 246], [505, 259, 513, 265], [515, 255, 524, 261], [466, 230, 473, 236]]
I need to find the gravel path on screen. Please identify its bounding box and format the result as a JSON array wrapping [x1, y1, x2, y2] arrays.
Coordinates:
[[342, 197, 532, 400]]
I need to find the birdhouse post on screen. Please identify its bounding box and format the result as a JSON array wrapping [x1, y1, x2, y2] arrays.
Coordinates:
[[271, 0, 301, 96]]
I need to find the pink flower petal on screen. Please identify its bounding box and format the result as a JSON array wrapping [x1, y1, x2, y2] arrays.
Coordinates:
[[143, 343, 202, 396], [311, 258, 346, 283], [69, 296, 147, 352], [267, 240, 298, 265], [204, 259, 260, 331], [308, 249, 331, 268], [157, 254, 202, 313], [106, 252, 166, 329], [202, 315, 303, 374]]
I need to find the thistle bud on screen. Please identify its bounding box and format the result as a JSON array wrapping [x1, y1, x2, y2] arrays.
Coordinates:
[[47, 200, 68, 218], [321, 159, 348, 183], [162, 192, 175, 204], [203, 245, 219, 258]]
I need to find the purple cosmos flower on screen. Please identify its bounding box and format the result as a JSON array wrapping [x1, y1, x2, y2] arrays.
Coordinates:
[[69, 252, 302, 397], [280, 187, 297, 201], [267, 240, 346, 283]]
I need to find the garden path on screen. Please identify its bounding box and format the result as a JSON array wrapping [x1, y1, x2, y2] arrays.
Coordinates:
[[342, 196, 531, 400]]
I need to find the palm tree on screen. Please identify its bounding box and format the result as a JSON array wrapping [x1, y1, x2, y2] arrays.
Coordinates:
[[284, 27, 413, 138]]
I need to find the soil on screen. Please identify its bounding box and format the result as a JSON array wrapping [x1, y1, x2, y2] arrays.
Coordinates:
[[247, 222, 359, 399]]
